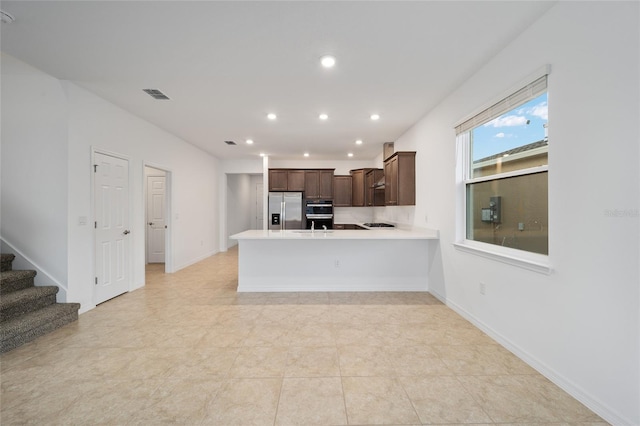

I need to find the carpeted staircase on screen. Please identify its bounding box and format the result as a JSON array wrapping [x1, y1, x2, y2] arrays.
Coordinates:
[[1, 253, 80, 353]]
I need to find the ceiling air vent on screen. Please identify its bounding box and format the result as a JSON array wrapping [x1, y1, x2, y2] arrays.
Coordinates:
[[224, 140, 237, 146], [142, 89, 170, 100]]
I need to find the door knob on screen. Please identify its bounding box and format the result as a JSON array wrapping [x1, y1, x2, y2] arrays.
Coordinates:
[[123, 230, 131, 235], [148, 222, 153, 226]]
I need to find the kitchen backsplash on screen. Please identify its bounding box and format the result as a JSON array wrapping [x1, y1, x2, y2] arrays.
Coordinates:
[[374, 205, 415, 226], [333, 207, 378, 224], [334, 206, 416, 227]]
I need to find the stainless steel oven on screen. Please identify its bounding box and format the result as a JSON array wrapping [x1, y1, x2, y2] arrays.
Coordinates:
[[305, 200, 333, 229]]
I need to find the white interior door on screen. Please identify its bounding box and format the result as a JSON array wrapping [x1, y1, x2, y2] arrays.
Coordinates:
[[146, 175, 166, 263], [94, 152, 130, 304], [256, 182, 264, 230]]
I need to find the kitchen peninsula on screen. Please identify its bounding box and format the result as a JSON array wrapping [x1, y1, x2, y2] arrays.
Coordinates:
[[230, 227, 438, 292]]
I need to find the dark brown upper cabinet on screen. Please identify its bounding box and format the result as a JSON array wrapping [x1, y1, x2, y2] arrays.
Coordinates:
[[365, 168, 385, 206], [333, 175, 352, 207], [268, 169, 305, 191], [384, 152, 416, 206], [305, 170, 334, 199]]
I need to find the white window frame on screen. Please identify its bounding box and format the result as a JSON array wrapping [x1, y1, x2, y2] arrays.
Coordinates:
[[453, 66, 551, 274]]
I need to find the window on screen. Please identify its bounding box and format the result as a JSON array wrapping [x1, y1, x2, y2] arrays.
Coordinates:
[[456, 75, 548, 257]]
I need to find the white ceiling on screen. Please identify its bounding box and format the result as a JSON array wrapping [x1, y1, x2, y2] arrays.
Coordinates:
[[0, 1, 555, 161]]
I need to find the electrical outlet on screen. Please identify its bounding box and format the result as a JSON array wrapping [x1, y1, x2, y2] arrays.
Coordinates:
[[424, 214, 428, 223], [335, 259, 340, 268], [479, 282, 486, 295]]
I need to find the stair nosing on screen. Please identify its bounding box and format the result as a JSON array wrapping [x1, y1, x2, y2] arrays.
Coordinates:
[[1, 270, 37, 280], [0, 285, 59, 307], [1, 303, 81, 335]]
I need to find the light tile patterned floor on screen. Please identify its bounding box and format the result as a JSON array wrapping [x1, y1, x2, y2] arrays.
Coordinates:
[[1, 247, 607, 425]]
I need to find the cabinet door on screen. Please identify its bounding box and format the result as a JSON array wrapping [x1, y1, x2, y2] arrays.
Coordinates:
[[351, 169, 365, 207], [396, 152, 416, 205], [319, 170, 334, 199], [333, 175, 352, 207], [269, 170, 288, 191], [384, 157, 398, 205], [365, 169, 385, 206], [365, 170, 375, 206], [384, 152, 415, 206], [287, 170, 305, 191], [373, 169, 385, 206], [304, 170, 319, 198]]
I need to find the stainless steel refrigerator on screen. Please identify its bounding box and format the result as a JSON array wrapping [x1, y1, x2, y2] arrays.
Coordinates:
[[268, 192, 303, 230]]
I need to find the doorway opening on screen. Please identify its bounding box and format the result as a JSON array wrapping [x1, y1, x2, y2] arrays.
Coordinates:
[[144, 165, 172, 274], [226, 174, 264, 249]]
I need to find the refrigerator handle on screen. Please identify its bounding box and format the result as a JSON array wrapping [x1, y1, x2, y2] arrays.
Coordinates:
[[281, 201, 285, 230]]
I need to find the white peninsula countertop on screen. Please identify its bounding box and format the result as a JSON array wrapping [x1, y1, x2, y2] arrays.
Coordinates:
[[231, 227, 439, 240], [230, 226, 439, 293]]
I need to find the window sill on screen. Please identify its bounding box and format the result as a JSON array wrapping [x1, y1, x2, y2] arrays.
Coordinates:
[[453, 241, 551, 275]]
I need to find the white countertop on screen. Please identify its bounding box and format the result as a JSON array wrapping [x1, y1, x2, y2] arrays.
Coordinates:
[[231, 227, 439, 240]]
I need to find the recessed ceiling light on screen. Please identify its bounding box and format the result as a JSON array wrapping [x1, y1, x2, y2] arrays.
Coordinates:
[[267, 113, 277, 120], [319, 113, 328, 120], [347, 153, 354, 157], [259, 153, 266, 157], [355, 139, 363, 145], [370, 114, 380, 121], [246, 139, 254, 145], [304, 152, 310, 157], [320, 55, 336, 68]]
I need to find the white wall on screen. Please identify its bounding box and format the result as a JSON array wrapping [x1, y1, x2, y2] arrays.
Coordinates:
[[249, 174, 264, 230], [65, 82, 221, 311], [390, 3, 639, 424], [1, 55, 70, 300], [221, 158, 263, 174], [226, 174, 253, 247], [2, 54, 222, 314]]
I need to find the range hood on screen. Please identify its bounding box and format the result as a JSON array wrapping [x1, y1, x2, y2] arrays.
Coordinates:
[[373, 176, 385, 189], [371, 142, 392, 189]]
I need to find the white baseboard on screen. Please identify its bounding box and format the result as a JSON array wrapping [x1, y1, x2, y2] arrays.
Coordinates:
[[78, 304, 95, 315], [443, 296, 632, 426], [0, 237, 69, 302], [238, 278, 427, 293], [428, 287, 446, 304], [172, 250, 219, 273]]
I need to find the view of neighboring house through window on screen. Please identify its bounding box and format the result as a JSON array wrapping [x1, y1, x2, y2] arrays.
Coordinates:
[[457, 75, 548, 255]]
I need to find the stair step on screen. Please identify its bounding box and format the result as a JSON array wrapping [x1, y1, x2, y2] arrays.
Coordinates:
[[0, 303, 80, 353], [0, 270, 36, 295], [0, 286, 59, 322], [1, 253, 15, 272]]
